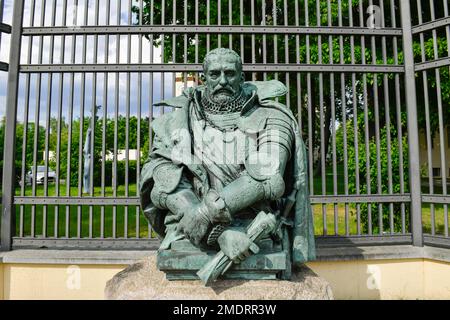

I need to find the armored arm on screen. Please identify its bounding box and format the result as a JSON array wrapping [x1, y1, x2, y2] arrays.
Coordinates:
[[173, 137, 293, 246], [178, 119, 293, 231], [217, 113, 295, 215], [150, 163, 201, 217]]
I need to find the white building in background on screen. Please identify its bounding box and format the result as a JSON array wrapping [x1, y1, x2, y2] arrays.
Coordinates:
[[103, 149, 142, 162], [42, 151, 56, 162], [175, 72, 196, 96], [42, 150, 142, 162], [419, 126, 450, 179]]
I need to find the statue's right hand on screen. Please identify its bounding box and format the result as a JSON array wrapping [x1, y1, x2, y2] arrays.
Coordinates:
[[177, 204, 211, 246]]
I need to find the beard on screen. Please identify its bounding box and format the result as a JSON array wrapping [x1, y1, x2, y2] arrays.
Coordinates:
[[206, 85, 240, 104]]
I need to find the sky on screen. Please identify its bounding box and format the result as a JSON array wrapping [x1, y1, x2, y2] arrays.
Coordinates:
[[0, 0, 179, 126]]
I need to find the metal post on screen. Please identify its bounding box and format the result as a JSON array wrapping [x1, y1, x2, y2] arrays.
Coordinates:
[[1, 0, 25, 251], [0, 0, 4, 48], [400, 0, 423, 247]]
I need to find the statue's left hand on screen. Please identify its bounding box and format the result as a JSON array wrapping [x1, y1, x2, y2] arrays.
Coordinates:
[[177, 204, 211, 246], [217, 229, 259, 264]]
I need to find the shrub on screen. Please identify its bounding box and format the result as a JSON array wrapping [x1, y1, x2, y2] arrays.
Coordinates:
[[339, 114, 410, 234]]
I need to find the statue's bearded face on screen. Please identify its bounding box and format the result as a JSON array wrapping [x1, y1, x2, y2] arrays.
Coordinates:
[[203, 54, 243, 104]]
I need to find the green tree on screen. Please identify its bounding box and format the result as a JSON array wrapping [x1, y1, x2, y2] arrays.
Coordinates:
[[337, 112, 410, 234]]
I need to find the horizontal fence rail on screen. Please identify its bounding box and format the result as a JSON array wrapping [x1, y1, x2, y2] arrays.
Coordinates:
[[0, 0, 448, 251], [21, 25, 404, 36], [18, 64, 406, 73]]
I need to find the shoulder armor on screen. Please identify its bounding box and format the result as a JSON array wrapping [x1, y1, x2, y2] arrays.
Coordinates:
[[238, 105, 294, 134], [151, 107, 187, 139], [242, 80, 287, 101]]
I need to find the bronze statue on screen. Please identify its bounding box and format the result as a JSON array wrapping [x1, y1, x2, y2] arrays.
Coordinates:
[[139, 48, 315, 285]]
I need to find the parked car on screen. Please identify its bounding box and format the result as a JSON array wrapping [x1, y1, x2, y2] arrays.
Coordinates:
[[25, 166, 57, 185]]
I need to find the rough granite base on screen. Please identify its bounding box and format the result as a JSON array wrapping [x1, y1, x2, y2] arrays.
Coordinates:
[[104, 256, 334, 300]]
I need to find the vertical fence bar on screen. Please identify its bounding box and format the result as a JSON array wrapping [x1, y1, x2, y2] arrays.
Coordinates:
[[368, 0, 383, 235], [349, 0, 359, 236], [0, 0, 3, 46], [58, 0, 68, 238], [328, 0, 338, 235], [305, 0, 313, 198], [136, 0, 143, 239], [160, 0, 165, 114], [89, 0, 99, 238], [101, 0, 111, 239], [283, 0, 289, 109], [262, 0, 267, 80], [20, 0, 36, 238], [124, 0, 132, 239], [1, 0, 25, 250], [316, 0, 326, 236], [148, 0, 154, 238], [229, 0, 232, 49], [149, 0, 154, 149], [429, 0, 448, 237], [417, 0, 433, 235], [195, 0, 199, 70], [66, 0, 78, 238], [443, 0, 450, 236], [295, 0, 301, 133], [273, 0, 278, 84], [206, 0, 210, 52], [113, 0, 121, 239], [393, 0, 406, 234], [172, 0, 176, 96], [218, 0, 221, 48], [183, 0, 187, 89], [43, 0, 56, 238], [31, 0, 47, 238], [340, 0, 350, 234], [239, 0, 243, 62], [251, 0, 255, 80], [400, 0, 423, 246], [432, 0, 448, 234], [77, 0, 88, 238], [360, 0, 370, 235], [380, 0, 394, 234]]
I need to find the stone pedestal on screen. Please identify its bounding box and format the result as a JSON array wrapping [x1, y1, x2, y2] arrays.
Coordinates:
[[105, 256, 334, 300]]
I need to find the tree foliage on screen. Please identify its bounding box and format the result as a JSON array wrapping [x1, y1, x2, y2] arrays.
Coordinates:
[[337, 111, 410, 234], [0, 114, 151, 188]]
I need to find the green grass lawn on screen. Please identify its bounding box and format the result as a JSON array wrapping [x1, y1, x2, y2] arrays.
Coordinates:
[[312, 203, 448, 236], [15, 184, 152, 238], [12, 164, 449, 238], [312, 164, 346, 195]]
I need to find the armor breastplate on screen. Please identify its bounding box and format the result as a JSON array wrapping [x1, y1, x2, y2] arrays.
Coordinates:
[[190, 100, 257, 191]]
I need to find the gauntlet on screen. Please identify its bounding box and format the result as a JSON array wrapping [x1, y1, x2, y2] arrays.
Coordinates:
[[177, 189, 232, 246]]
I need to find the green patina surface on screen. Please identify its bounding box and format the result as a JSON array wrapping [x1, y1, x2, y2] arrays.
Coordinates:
[[139, 48, 315, 284], [157, 239, 287, 280]]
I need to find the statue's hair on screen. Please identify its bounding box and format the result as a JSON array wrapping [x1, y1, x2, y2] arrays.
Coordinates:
[[202, 48, 242, 72]]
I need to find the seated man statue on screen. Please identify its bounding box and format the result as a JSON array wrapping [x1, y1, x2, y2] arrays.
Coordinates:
[[139, 48, 315, 284]]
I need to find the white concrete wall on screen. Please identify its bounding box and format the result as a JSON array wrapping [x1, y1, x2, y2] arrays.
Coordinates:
[[1, 258, 449, 300]]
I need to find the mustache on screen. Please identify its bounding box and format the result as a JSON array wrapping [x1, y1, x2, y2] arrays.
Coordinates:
[[212, 85, 236, 95]]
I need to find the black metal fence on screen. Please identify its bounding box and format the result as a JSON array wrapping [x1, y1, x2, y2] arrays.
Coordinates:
[[0, 0, 449, 250]]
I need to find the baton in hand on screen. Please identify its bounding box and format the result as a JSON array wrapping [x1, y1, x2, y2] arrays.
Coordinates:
[[196, 211, 277, 286]]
